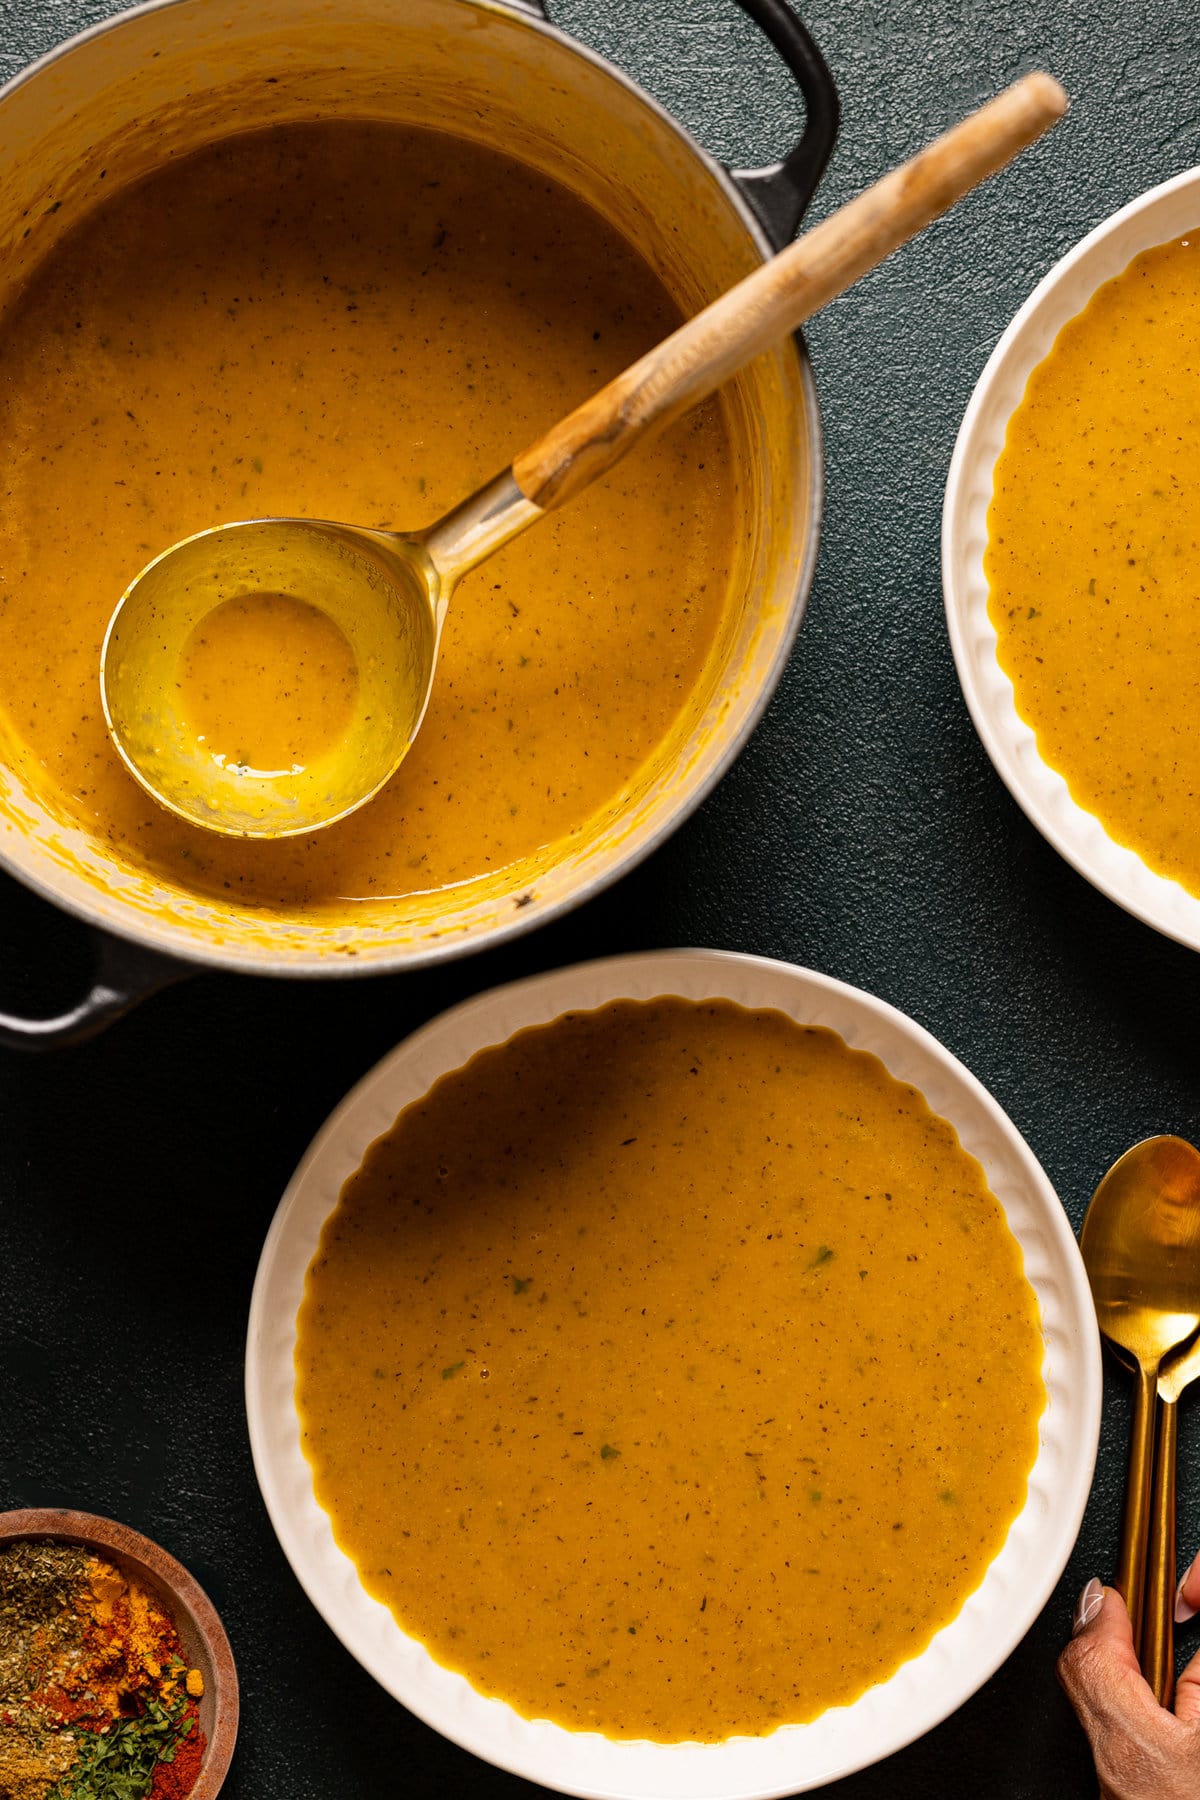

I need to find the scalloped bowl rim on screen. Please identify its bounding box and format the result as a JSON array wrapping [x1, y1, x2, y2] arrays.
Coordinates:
[[942, 166, 1200, 951], [245, 948, 1100, 1799]]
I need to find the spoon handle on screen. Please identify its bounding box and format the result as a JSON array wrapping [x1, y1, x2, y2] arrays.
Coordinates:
[[1141, 1392, 1178, 1704], [1118, 1361, 1159, 1650], [510, 72, 1067, 513]]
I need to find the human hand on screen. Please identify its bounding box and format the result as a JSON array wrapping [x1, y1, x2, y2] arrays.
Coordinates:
[[1057, 1557, 1200, 1798]]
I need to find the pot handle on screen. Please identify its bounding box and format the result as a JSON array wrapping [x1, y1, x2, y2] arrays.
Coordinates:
[[727, 0, 839, 249], [0, 931, 183, 1051], [519, 1, 837, 251]]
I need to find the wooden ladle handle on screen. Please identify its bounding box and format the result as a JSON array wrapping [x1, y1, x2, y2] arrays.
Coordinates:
[[512, 72, 1067, 513]]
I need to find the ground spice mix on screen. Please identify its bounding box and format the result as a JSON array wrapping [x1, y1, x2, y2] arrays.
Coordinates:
[[0, 1542, 206, 1800]]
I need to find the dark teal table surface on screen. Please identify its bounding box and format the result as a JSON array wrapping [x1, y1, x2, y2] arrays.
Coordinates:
[[3, 1, 1199, 1794]]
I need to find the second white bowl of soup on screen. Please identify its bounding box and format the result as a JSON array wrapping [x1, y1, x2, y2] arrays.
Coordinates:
[[944, 167, 1200, 949], [246, 949, 1099, 1798]]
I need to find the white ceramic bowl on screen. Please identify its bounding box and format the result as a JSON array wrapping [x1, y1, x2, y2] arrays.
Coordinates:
[[943, 167, 1200, 951], [246, 949, 1100, 1798]]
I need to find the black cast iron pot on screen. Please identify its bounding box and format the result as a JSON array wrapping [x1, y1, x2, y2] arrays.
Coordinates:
[[0, 0, 836, 1047]]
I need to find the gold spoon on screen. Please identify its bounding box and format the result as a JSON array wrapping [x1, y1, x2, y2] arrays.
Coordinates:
[[100, 73, 1066, 840], [1142, 1331, 1200, 1705], [1081, 1136, 1200, 1651], [1112, 1324, 1200, 1703], [1141, 1143, 1200, 1703]]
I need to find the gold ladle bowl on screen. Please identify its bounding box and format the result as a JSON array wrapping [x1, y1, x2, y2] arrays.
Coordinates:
[[101, 518, 439, 838]]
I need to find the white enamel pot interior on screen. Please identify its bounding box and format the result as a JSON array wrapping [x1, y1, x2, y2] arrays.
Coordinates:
[[0, 0, 822, 987], [246, 948, 1101, 1799], [943, 167, 1200, 950]]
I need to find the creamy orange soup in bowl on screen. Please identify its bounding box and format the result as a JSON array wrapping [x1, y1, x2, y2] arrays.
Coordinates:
[[944, 168, 1200, 949], [0, 0, 818, 978], [246, 950, 1100, 1797]]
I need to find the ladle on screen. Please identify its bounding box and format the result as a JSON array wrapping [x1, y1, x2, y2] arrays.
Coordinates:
[[1081, 1136, 1200, 1650], [101, 73, 1066, 839]]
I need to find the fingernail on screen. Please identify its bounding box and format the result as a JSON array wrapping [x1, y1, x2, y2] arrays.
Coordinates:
[[1175, 1553, 1198, 1624], [1073, 1576, 1104, 1635]]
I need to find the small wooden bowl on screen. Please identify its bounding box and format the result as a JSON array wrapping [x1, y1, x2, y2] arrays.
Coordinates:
[[0, 1507, 238, 1800]]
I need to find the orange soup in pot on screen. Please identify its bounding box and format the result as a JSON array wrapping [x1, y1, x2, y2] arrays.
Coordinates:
[[0, 123, 737, 913], [296, 998, 1045, 1741]]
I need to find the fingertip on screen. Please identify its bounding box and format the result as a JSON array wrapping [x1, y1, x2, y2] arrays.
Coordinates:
[[1176, 1550, 1200, 1624], [1071, 1581, 1138, 1655], [1175, 1646, 1200, 1723], [1059, 1582, 1159, 1728], [1072, 1575, 1104, 1636]]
